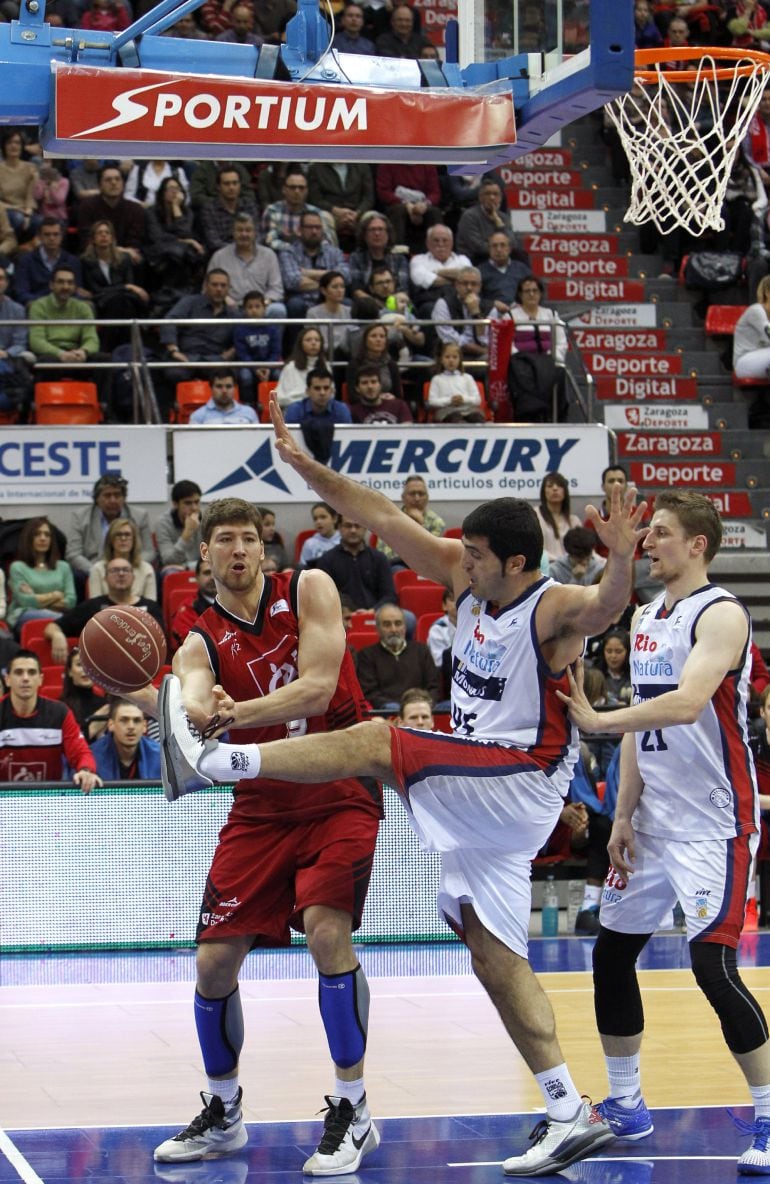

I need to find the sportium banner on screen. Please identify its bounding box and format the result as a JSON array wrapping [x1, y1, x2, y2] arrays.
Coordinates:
[[44, 63, 516, 163], [171, 424, 611, 503]]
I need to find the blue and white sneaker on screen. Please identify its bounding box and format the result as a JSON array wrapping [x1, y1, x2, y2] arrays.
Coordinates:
[[733, 1112, 770, 1175], [596, 1096, 654, 1141], [159, 673, 217, 801]]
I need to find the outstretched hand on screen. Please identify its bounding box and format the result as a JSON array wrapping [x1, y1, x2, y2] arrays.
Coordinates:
[[269, 392, 314, 476], [555, 657, 603, 734], [585, 482, 648, 560]]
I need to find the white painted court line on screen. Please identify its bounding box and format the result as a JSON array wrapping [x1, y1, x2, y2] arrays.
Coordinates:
[[0, 1128, 45, 1184]]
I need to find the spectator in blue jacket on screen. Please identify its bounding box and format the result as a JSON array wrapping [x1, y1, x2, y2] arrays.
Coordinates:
[[13, 218, 83, 307], [233, 289, 283, 403], [91, 699, 161, 780], [283, 367, 351, 464]]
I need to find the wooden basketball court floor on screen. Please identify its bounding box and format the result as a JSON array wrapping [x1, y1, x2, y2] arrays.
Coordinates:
[[2, 933, 770, 1184]]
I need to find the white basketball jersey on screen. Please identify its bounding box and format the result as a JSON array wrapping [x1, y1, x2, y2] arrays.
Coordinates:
[[450, 577, 578, 796], [631, 583, 759, 840]]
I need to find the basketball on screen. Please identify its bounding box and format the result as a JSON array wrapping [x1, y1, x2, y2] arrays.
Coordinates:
[[79, 606, 167, 695]]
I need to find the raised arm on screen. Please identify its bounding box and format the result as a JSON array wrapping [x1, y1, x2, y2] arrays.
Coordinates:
[[537, 484, 648, 650], [270, 395, 465, 591]]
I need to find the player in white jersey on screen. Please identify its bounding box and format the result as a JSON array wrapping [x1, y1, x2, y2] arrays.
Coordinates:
[[159, 395, 650, 1179], [560, 490, 770, 1176]]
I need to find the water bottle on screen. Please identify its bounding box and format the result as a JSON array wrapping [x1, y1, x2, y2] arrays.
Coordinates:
[[541, 874, 559, 937]]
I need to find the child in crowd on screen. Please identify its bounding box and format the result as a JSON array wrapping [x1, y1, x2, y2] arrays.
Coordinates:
[[258, 507, 289, 572], [275, 326, 327, 407], [233, 289, 283, 404], [426, 341, 486, 422], [298, 501, 341, 566]]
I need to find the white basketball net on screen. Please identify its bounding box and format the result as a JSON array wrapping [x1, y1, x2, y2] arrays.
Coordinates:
[[605, 54, 770, 235]]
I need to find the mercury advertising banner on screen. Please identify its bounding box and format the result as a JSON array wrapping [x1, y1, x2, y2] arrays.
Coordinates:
[[0, 427, 168, 504], [44, 63, 517, 164], [171, 424, 611, 503]]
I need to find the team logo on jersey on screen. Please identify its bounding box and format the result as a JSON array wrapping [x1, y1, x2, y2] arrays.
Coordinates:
[[462, 634, 507, 676], [270, 599, 290, 617], [709, 787, 733, 809], [219, 630, 237, 645]]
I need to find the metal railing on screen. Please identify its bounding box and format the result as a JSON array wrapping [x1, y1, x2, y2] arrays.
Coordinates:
[[0, 311, 597, 425]]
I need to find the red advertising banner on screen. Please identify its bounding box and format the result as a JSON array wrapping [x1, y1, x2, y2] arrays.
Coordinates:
[[646, 491, 754, 517], [46, 64, 516, 163], [572, 328, 667, 351], [412, 0, 457, 48], [504, 169, 584, 191], [582, 353, 684, 377], [617, 431, 722, 457], [630, 461, 736, 487], [522, 233, 620, 257], [501, 150, 574, 171], [533, 255, 629, 279], [546, 279, 646, 302], [506, 189, 595, 209], [594, 376, 698, 400]]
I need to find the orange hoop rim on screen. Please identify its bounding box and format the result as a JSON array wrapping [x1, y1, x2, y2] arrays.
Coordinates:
[[632, 45, 770, 84]]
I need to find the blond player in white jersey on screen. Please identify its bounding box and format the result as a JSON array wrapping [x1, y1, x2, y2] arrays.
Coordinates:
[[158, 396, 650, 1179], [560, 490, 770, 1177]]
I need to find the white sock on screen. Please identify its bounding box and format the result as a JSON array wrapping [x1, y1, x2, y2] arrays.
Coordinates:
[[582, 884, 601, 910], [208, 1076, 240, 1107], [335, 1075, 366, 1111], [606, 1053, 642, 1106], [750, 1083, 770, 1119], [199, 742, 261, 782], [534, 1064, 582, 1123]]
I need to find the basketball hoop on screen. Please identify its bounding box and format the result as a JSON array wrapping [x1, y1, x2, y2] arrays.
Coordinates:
[[605, 46, 770, 235]]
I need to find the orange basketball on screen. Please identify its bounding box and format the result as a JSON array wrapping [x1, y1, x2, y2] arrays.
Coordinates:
[[79, 605, 167, 694]]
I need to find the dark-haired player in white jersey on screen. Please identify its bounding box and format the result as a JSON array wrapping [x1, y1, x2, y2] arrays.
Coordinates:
[[560, 490, 770, 1176], [159, 398, 649, 1178]]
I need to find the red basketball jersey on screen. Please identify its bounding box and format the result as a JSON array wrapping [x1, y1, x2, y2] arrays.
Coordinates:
[[192, 570, 382, 822]]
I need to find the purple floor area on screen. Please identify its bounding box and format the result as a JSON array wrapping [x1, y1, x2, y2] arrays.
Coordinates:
[[1, 1106, 756, 1184], [2, 934, 768, 1183]]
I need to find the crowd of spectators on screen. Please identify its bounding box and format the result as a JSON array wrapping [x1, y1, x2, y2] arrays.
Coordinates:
[[0, 0, 595, 429]]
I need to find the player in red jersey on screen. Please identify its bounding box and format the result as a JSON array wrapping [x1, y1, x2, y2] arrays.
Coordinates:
[[153, 498, 382, 1177]]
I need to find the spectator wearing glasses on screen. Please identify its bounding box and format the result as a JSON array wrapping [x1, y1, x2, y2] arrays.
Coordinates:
[[431, 266, 496, 360], [44, 559, 166, 666], [261, 168, 336, 252], [87, 517, 158, 601], [279, 210, 349, 323], [349, 211, 409, 305]]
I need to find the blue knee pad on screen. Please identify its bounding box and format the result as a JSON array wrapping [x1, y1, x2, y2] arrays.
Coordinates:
[[318, 965, 369, 1069], [194, 985, 244, 1077]]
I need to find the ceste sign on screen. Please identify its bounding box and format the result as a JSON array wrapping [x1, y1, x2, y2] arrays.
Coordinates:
[[46, 64, 516, 163]]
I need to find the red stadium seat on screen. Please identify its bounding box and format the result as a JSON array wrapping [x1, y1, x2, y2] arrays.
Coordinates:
[[415, 611, 443, 644], [399, 583, 445, 617], [162, 570, 198, 633], [347, 631, 376, 652], [33, 382, 102, 425], [704, 304, 746, 336], [349, 610, 377, 633], [293, 528, 316, 564]]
